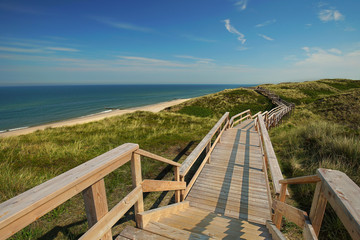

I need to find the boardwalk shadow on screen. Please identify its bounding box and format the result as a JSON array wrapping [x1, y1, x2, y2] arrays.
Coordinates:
[[214, 124, 251, 221]]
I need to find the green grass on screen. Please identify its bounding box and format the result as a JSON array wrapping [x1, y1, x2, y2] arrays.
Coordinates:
[[266, 79, 360, 239], [165, 87, 274, 118]]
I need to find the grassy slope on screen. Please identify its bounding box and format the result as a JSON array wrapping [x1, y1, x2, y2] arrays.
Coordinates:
[[164, 87, 274, 117], [0, 88, 272, 239], [262, 79, 360, 239]]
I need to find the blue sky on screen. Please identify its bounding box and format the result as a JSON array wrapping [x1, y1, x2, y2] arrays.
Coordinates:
[[0, 0, 359, 85]]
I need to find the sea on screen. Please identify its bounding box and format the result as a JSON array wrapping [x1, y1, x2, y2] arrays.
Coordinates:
[[0, 84, 255, 132]]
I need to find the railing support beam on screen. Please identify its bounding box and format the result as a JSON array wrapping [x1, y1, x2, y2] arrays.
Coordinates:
[[131, 153, 144, 227], [82, 179, 112, 240]]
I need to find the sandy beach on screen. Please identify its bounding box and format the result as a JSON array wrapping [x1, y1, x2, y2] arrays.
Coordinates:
[[0, 98, 190, 138]]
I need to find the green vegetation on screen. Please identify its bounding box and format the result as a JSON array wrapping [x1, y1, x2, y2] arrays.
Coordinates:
[[264, 79, 360, 239], [165, 87, 274, 117], [0, 87, 273, 239]]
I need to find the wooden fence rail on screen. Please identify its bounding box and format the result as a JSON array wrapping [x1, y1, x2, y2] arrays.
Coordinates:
[[0, 144, 185, 240], [272, 169, 360, 240]]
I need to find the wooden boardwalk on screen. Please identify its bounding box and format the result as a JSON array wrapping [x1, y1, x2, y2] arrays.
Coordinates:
[[187, 118, 272, 224]]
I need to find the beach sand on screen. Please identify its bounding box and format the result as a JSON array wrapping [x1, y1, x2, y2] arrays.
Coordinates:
[[0, 98, 189, 138]]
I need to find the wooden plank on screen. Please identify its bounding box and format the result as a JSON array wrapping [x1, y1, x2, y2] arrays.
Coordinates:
[[145, 221, 213, 240], [190, 181, 269, 197], [273, 183, 288, 229], [161, 211, 270, 238], [131, 153, 144, 217], [82, 179, 112, 240], [79, 186, 142, 240], [159, 214, 270, 240], [119, 226, 169, 240], [186, 196, 271, 216], [0, 143, 138, 239], [136, 201, 189, 229], [188, 185, 270, 202], [179, 112, 229, 176], [186, 195, 271, 217], [272, 200, 307, 228], [303, 216, 318, 240], [135, 149, 181, 167], [279, 175, 321, 185], [177, 208, 269, 231], [309, 181, 327, 236], [317, 168, 360, 239], [183, 147, 211, 198], [174, 166, 180, 203], [257, 115, 287, 195], [266, 220, 286, 240], [142, 180, 186, 192]]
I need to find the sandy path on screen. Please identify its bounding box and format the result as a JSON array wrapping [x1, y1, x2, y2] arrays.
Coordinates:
[[0, 98, 189, 138]]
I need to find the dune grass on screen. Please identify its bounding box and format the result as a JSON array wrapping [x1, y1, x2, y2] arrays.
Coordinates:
[[265, 79, 360, 239], [165, 87, 274, 117]]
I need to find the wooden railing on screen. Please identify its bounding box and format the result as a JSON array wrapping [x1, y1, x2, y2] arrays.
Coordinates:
[[272, 169, 360, 240], [0, 144, 184, 240], [229, 109, 252, 128], [179, 112, 230, 200]]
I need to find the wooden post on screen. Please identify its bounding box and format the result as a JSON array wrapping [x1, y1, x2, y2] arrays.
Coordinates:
[[131, 152, 144, 226], [206, 142, 211, 163], [309, 181, 327, 236], [218, 127, 222, 143], [174, 166, 181, 203], [273, 183, 288, 229], [82, 179, 112, 240], [180, 176, 185, 201]]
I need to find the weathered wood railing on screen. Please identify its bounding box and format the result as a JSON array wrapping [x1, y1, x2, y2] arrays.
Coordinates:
[[229, 109, 252, 128], [272, 169, 360, 240], [179, 112, 230, 200], [0, 144, 185, 240]]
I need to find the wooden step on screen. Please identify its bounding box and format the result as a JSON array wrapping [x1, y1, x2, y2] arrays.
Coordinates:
[[156, 207, 271, 239], [145, 221, 214, 240], [116, 226, 170, 239]]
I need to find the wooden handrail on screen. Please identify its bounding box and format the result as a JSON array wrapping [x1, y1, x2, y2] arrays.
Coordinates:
[[135, 149, 181, 167], [229, 109, 251, 127], [317, 168, 360, 239], [179, 112, 229, 177], [0, 143, 138, 240], [251, 111, 262, 119], [273, 169, 360, 240], [279, 175, 320, 184], [257, 115, 287, 195]]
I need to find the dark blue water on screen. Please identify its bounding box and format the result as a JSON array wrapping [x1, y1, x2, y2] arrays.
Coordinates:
[[0, 84, 254, 132]]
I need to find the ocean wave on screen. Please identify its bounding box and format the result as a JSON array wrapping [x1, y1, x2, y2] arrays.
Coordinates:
[[0, 126, 29, 133]]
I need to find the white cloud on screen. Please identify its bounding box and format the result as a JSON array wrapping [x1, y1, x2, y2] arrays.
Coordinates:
[[305, 23, 312, 28], [318, 9, 344, 22], [258, 34, 274, 41], [175, 55, 214, 63], [94, 17, 152, 32], [234, 0, 248, 11], [296, 47, 360, 69], [46, 47, 79, 52], [255, 19, 276, 28], [223, 19, 246, 44], [0, 46, 44, 53], [328, 48, 342, 54]]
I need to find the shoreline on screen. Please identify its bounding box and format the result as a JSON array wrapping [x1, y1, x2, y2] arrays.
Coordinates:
[[0, 98, 190, 138]]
